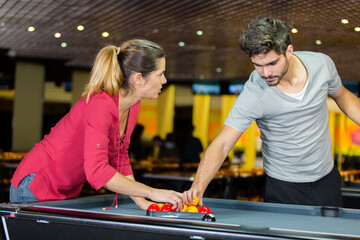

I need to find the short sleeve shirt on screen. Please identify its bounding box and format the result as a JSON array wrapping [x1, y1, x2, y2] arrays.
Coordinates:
[[225, 51, 342, 182]]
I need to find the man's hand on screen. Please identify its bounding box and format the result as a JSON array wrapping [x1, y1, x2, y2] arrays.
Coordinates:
[[183, 188, 204, 207]]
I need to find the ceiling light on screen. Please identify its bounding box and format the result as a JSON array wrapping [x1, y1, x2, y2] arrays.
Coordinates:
[[196, 30, 203, 36], [77, 25, 84, 31], [61, 42, 67, 48], [341, 19, 349, 24], [54, 32, 61, 38], [178, 42, 185, 47], [291, 28, 298, 33], [28, 26, 35, 32], [355, 27, 360, 32], [102, 32, 109, 37], [315, 40, 322, 45], [7, 49, 16, 57], [216, 67, 222, 73]]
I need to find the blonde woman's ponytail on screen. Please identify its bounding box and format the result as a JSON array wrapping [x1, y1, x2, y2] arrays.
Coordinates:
[[82, 45, 123, 102]]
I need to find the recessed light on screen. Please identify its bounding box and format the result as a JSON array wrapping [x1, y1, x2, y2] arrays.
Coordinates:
[[216, 67, 222, 73], [179, 42, 185, 47], [341, 19, 349, 24], [291, 28, 298, 34], [7, 49, 16, 57], [315, 40, 322, 45], [196, 30, 203, 36], [355, 27, 360, 32], [77, 25, 84, 31], [61, 42, 67, 48], [54, 32, 61, 38], [28, 26, 35, 32], [102, 32, 109, 37]]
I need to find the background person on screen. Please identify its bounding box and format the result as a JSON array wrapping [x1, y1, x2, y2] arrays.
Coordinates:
[[179, 124, 203, 164], [10, 39, 184, 211], [184, 16, 360, 207], [129, 124, 146, 161], [158, 133, 179, 160]]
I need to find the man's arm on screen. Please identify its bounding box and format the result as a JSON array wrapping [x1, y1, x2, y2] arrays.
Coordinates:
[[330, 84, 360, 126], [183, 124, 243, 206]]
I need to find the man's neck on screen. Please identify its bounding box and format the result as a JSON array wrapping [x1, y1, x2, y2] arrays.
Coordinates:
[[276, 55, 308, 94]]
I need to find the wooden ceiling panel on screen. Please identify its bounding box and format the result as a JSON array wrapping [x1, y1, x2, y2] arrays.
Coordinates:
[[0, 0, 359, 81]]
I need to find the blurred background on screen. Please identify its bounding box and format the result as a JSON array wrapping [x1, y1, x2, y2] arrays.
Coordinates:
[[0, 0, 359, 205]]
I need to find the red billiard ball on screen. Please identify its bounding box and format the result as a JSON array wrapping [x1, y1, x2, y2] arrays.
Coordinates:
[[199, 206, 211, 213], [166, 203, 179, 211], [147, 204, 160, 211], [161, 204, 173, 211]]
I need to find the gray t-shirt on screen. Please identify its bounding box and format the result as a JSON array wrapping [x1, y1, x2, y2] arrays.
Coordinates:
[[225, 51, 342, 182]]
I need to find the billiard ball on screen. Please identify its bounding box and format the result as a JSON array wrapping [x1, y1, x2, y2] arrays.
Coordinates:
[[182, 204, 188, 212], [202, 213, 216, 222], [190, 196, 199, 206], [167, 203, 178, 211], [147, 204, 160, 211], [161, 204, 173, 211], [186, 205, 199, 213], [199, 206, 211, 213]]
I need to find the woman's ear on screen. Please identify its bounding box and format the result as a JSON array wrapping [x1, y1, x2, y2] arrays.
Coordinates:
[[132, 72, 145, 87]]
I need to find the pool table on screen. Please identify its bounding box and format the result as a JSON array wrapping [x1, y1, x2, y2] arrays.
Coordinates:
[[1, 194, 360, 240], [342, 182, 360, 209]]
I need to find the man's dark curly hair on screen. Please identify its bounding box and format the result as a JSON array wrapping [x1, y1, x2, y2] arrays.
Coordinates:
[[239, 16, 291, 57]]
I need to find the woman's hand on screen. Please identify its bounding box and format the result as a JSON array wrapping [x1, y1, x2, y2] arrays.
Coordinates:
[[131, 196, 155, 210], [105, 174, 185, 211], [147, 188, 185, 211]]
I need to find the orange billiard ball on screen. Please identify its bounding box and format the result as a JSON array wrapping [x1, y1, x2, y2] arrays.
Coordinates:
[[190, 196, 199, 206], [182, 204, 188, 212], [157, 203, 164, 209], [186, 205, 199, 213]]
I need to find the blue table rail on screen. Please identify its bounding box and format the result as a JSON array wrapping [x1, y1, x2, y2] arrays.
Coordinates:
[[1, 194, 360, 240]]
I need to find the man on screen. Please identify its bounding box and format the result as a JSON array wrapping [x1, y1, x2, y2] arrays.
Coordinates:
[[184, 16, 360, 207], [179, 124, 203, 164]]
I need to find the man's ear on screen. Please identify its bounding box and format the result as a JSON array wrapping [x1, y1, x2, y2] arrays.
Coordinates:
[[285, 45, 293, 59]]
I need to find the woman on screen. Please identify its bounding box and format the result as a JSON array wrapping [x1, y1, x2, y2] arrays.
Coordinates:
[[10, 39, 184, 210]]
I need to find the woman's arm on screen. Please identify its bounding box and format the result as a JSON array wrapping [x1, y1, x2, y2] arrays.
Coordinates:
[[103, 172, 184, 211], [125, 175, 155, 210]]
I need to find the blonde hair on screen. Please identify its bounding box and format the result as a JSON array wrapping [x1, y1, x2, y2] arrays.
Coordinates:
[[82, 39, 164, 102]]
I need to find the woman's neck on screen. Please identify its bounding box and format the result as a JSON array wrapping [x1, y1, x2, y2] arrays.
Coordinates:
[[118, 90, 140, 113]]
